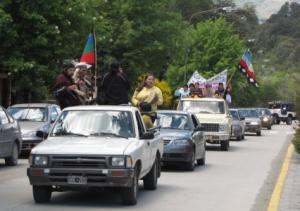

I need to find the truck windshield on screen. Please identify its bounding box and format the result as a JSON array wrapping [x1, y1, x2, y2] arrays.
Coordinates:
[[50, 110, 135, 138], [7, 107, 48, 122], [179, 100, 225, 114], [156, 113, 191, 130]]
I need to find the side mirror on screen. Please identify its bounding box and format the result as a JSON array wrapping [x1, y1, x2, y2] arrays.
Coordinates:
[[148, 125, 161, 133], [141, 131, 154, 140], [36, 131, 48, 139]]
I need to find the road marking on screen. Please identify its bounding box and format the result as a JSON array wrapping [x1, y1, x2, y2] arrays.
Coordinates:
[[267, 144, 294, 211]]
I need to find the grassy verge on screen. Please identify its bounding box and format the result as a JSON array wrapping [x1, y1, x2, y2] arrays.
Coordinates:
[[292, 128, 300, 154]]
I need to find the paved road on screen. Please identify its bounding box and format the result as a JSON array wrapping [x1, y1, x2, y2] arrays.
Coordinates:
[[0, 124, 294, 211]]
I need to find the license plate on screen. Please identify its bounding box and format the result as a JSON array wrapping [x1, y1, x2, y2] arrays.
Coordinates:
[[67, 175, 87, 185]]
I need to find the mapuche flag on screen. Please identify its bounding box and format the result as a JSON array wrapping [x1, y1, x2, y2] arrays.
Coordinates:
[[238, 50, 258, 87], [80, 33, 96, 65]]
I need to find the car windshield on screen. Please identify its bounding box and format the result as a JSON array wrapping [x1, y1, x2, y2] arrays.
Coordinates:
[[50, 110, 135, 138], [179, 100, 225, 114], [230, 110, 239, 120], [156, 113, 191, 130], [7, 107, 48, 122], [238, 109, 259, 118], [257, 109, 271, 116]]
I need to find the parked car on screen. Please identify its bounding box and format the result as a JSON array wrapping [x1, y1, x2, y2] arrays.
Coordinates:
[[238, 108, 262, 136], [155, 110, 206, 171], [27, 105, 163, 205], [0, 106, 22, 166], [177, 97, 232, 151], [268, 101, 296, 125], [229, 109, 245, 140], [7, 103, 61, 154], [256, 108, 273, 129]]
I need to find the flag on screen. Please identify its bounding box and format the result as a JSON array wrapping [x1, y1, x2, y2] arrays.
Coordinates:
[[80, 33, 95, 65], [238, 50, 258, 87]]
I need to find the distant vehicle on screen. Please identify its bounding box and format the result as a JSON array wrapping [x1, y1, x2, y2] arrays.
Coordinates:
[[229, 109, 245, 141], [156, 110, 206, 171], [238, 108, 262, 136], [0, 106, 22, 166], [27, 105, 163, 205], [7, 103, 61, 154], [256, 108, 273, 129], [268, 101, 296, 125], [177, 97, 232, 151]]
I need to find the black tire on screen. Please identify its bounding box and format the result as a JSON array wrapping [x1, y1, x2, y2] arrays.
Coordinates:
[[5, 142, 19, 166], [196, 150, 206, 166], [286, 117, 292, 125], [236, 135, 242, 141], [242, 135, 245, 140], [122, 167, 139, 205], [267, 125, 272, 130], [33, 186, 52, 203], [221, 140, 229, 151], [143, 159, 158, 190], [185, 152, 195, 171], [256, 131, 261, 136]]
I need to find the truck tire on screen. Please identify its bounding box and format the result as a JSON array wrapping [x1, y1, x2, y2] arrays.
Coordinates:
[[221, 140, 229, 151], [122, 167, 139, 205], [5, 142, 19, 166], [197, 150, 205, 166], [33, 186, 52, 203], [286, 116, 292, 125], [143, 159, 158, 190]]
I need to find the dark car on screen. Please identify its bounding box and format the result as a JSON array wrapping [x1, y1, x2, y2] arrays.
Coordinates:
[[238, 108, 262, 136], [256, 108, 273, 129], [230, 109, 245, 140], [0, 106, 22, 166], [155, 110, 206, 171], [7, 103, 61, 154]]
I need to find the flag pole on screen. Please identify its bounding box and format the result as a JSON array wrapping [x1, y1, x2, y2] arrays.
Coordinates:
[[93, 26, 98, 101], [226, 67, 238, 87]]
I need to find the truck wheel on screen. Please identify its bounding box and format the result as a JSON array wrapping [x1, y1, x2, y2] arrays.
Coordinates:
[[197, 150, 205, 166], [143, 159, 158, 190], [221, 140, 229, 151], [33, 186, 52, 203], [256, 131, 261, 136], [286, 117, 292, 125], [242, 135, 245, 140], [185, 152, 195, 171], [5, 142, 19, 166], [122, 167, 139, 205]]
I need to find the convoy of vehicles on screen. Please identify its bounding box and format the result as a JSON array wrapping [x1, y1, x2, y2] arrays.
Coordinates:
[[268, 101, 296, 125], [156, 110, 206, 170], [7, 103, 61, 154], [177, 98, 232, 151]]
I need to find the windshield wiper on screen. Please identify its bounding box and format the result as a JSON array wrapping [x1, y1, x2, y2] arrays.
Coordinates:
[[89, 132, 128, 139], [53, 131, 88, 137]]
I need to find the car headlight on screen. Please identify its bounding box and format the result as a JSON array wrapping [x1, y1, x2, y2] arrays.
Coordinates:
[[33, 155, 48, 167], [22, 131, 37, 138], [111, 157, 125, 167], [172, 139, 190, 145], [263, 117, 269, 122], [219, 124, 228, 131], [250, 121, 259, 125]]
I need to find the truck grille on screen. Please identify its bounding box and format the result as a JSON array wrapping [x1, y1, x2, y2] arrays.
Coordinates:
[[201, 123, 219, 132], [50, 156, 107, 168]]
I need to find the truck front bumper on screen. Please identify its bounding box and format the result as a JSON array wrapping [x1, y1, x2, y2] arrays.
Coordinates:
[[204, 132, 230, 144], [27, 167, 134, 188]]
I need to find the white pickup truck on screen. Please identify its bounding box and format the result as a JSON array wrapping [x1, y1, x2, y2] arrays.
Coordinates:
[[27, 105, 163, 205]]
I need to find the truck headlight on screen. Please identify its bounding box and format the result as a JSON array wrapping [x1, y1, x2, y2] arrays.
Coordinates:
[[126, 156, 134, 168], [33, 155, 48, 167], [219, 124, 228, 131], [172, 139, 190, 145], [111, 157, 125, 167], [250, 121, 259, 125], [263, 117, 269, 122]]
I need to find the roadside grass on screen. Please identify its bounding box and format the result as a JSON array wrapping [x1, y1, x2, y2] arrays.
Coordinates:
[[292, 128, 300, 153]]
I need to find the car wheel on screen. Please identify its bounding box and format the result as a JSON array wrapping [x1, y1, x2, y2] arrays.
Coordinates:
[[242, 134, 245, 140], [221, 140, 229, 151], [286, 117, 292, 125], [122, 167, 139, 205], [196, 150, 205, 166], [267, 125, 272, 130], [256, 131, 261, 136], [143, 159, 158, 190], [186, 152, 195, 171], [33, 186, 52, 203], [5, 142, 19, 166], [237, 135, 242, 141]]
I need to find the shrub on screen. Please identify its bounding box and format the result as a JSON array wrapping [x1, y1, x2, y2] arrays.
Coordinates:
[[293, 129, 300, 154]]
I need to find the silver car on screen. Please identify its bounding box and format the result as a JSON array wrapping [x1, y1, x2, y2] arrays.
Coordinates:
[[238, 108, 262, 136], [230, 109, 245, 140], [7, 103, 61, 154], [0, 106, 22, 166]]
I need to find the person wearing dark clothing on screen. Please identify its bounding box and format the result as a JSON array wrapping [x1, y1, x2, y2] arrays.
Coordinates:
[[52, 63, 81, 109], [99, 62, 130, 105], [214, 82, 225, 98]]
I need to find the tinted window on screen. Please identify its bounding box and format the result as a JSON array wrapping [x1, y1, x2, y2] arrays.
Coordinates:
[[8, 107, 48, 122], [156, 113, 191, 130], [51, 110, 135, 138]]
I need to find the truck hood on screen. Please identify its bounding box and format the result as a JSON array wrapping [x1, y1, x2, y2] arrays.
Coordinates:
[[195, 113, 228, 124], [31, 137, 134, 155]]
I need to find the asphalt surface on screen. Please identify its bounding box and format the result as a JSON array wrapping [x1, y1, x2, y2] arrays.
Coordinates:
[[0, 124, 294, 211]]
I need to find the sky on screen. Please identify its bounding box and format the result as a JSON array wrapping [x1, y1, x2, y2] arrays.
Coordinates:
[[234, 0, 300, 20]]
